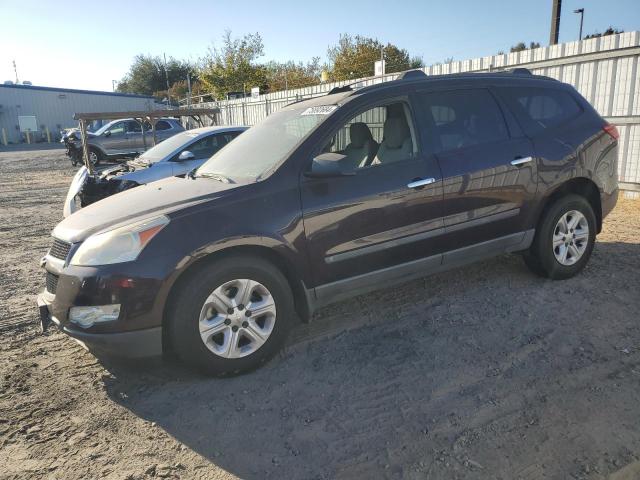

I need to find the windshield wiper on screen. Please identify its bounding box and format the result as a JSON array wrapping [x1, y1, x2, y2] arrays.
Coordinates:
[[195, 172, 234, 184]]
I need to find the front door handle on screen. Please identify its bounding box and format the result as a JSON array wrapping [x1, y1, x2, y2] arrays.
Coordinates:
[[511, 156, 533, 166], [407, 177, 436, 189]]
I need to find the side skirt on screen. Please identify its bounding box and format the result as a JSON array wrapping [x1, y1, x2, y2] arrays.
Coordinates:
[[309, 230, 535, 313]]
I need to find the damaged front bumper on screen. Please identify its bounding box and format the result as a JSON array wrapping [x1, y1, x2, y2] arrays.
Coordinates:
[[63, 165, 139, 217], [37, 292, 162, 358]]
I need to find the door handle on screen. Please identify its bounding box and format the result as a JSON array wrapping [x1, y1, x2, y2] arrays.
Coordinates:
[[511, 156, 533, 166], [407, 178, 436, 189]]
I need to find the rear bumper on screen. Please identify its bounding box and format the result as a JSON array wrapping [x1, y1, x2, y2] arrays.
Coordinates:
[[38, 292, 163, 358]]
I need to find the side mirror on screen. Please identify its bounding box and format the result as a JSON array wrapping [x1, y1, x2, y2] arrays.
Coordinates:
[[304, 152, 355, 178], [104, 131, 111, 137], [178, 150, 195, 161]]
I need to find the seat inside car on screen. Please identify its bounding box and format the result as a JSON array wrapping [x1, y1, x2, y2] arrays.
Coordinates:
[[368, 115, 413, 165], [343, 122, 378, 170]]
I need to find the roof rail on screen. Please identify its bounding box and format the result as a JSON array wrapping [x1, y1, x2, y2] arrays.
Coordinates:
[[327, 85, 353, 95], [510, 68, 532, 75], [396, 69, 427, 80]]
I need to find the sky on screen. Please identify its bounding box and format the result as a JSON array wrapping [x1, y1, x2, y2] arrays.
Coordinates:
[[1, 0, 639, 92]]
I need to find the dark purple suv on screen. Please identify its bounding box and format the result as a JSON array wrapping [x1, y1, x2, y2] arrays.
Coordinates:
[[38, 70, 619, 375]]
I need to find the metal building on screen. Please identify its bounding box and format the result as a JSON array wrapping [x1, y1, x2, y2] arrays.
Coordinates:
[[0, 83, 163, 145]]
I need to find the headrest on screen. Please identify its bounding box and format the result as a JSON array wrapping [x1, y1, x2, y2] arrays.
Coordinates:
[[383, 117, 410, 149], [349, 122, 372, 148]]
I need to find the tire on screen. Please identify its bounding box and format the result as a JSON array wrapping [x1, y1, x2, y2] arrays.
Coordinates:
[[88, 147, 102, 166], [168, 256, 295, 376], [524, 194, 597, 280]]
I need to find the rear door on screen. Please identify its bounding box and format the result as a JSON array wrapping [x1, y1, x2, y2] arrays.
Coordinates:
[[125, 120, 145, 152], [416, 87, 537, 255], [153, 120, 176, 143], [300, 95, 444, 291]]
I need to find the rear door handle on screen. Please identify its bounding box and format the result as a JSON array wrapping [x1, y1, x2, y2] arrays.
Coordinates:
[[511, 156, 533, 166], [407, 178, 436, 189]]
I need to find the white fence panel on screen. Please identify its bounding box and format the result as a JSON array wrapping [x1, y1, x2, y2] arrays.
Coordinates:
[[189, 32, 640, 184]]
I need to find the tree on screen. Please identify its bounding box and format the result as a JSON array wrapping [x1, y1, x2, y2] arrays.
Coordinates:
[[585, 26, 623, 39], [327, 34, 422, 81], [510, 41, 541, 53], [116, 54, 195, 99], [167, 79, 206, 103], [264, 58, 323, 92], [199, 31, 268, 99]]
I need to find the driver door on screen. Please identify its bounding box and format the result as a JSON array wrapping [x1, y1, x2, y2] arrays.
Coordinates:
[[300, 97, 444, 297], [102, 121, 128, 153]]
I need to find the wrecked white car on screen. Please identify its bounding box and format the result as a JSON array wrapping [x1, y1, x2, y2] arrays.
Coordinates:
[[63, 126, 247, 217]]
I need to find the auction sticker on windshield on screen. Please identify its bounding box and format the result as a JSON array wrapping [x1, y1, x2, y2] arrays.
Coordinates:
[[301, 105, 337, 116]]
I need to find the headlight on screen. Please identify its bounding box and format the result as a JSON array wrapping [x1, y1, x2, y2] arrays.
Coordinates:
[[70, 215, 169, 266]]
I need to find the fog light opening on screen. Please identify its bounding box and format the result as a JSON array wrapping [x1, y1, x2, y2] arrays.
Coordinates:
[[69, 304, 121, 329]]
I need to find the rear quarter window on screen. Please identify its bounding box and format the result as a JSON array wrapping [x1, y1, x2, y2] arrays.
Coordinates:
[[497, 86, 583, 135]]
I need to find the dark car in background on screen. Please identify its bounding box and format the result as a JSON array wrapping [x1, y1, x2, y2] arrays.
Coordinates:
[[64, 118, 185, 165], [39, 69, 618, 376]]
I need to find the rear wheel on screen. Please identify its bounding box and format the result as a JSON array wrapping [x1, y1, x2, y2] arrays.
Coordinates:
[[168, 256, 295, 376], [524, 194, 596, 279]]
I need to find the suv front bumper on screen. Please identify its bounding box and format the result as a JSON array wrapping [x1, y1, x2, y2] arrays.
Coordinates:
[[37, 291, 162, 358]]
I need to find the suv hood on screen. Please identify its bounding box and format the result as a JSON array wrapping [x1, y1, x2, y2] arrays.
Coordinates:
[[54, 176, 242, 243]]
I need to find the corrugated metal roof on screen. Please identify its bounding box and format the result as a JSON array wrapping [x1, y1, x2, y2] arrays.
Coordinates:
[[0, 83, 154, 99]]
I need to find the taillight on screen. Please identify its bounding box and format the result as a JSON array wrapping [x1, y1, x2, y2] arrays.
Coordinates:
[[603, 123, 620, 140]]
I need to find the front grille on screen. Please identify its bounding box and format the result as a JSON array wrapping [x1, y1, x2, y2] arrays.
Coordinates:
[[46, 272, 59, 294], [49, 238, 72, 261]]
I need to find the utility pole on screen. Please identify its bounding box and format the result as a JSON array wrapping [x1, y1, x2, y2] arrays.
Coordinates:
[[186, 74, 192, 107], [163, 53, 171, 107], [12, 60, 18, 84], [112, 80, 117, 92], [574, 8, 585, 40], [549, 0, 562, 45]]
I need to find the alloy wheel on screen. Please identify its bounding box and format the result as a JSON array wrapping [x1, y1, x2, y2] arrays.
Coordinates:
[[552, 210, 589, 266]]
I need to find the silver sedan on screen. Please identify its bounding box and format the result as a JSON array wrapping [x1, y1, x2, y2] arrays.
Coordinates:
[[63, 126, 247, 217]]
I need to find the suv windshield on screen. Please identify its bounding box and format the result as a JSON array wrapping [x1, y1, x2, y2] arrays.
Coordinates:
[[197, 106, 334, 180], [138, 131, 198, 163]]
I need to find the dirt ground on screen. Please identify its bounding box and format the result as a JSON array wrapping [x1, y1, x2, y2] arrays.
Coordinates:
[[1, 148, 639, 480]]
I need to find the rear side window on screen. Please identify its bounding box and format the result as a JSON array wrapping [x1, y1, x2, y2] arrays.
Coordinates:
[[497, 87, 582, 134], [155, 120, 171, 131], [418, 89, 509, 153]]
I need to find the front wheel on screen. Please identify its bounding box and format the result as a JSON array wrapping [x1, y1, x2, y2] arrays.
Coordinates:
[[88, 147, 102, 166], [168, 256, 295, 376], [524, 194, 597, 279]]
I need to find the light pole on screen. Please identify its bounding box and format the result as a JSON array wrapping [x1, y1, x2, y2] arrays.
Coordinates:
[[574, 8, 585, 40], [112, 80, 117, 92]]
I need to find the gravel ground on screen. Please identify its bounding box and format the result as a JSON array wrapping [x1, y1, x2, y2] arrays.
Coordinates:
[[1, 148, 639, 480]]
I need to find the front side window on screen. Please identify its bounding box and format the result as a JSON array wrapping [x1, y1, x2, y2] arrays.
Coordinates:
[[419, 89, 509, 153], [107, 122, 125, 136], [198, 106, 331, 180], [155, 120, 171, 131], [188, 134, 227, 159], [320, 101, 417, 172]]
